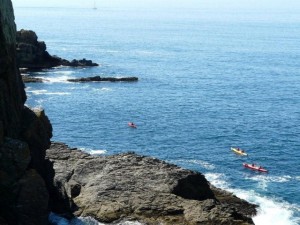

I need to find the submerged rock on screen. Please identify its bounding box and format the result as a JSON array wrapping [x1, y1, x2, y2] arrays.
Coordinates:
[[46, 142, 256, 225], [67, 75, 138, 82]]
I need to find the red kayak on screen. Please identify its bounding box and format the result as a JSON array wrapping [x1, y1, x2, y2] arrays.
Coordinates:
[[243, 163, 268, 173], [128, 122, 137, 128]]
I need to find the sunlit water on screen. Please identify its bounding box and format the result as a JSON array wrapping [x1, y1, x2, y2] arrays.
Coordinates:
[[15, 6, 300, 225]]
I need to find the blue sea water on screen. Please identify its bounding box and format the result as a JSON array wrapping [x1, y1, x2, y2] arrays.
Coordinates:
[[14, 6, 300, 225]]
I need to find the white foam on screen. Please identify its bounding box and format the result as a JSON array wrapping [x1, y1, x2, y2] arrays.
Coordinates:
[[26, 89, 48, 95], [246, 174, 292, 183], [252, 195, 300, 225], [26, 89, 70, 96], [44, 92, 71, 96], [90, 149, 107, 155], [244, 174, 293, 191], [173, 159, 215, 170], [187, 159, 215, 170], [33, 75, 73, 83], [92, 87, 112, 92], [205, 173, 229, 188], [67, 85, 90, 90], [79, 148, 107, 155], [70, 216, 101, 225], [205, 172, 300, 225], [52, 71, 74, 75]]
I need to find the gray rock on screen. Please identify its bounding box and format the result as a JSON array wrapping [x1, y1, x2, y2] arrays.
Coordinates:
[[46, 142, 256, 225], [67, 75, 138, 82]]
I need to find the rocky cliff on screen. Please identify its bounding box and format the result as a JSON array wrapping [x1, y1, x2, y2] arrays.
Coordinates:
[[16, 29, 98, 69], [0, 1, 52, 224]]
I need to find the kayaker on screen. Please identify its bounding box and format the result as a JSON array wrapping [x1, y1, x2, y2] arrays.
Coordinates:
[[129, 122, 136, 127]]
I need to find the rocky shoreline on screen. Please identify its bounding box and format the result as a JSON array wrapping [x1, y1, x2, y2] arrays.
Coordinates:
[[0, 1, 256, 224]]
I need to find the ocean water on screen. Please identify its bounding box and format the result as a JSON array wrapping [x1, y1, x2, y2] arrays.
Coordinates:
[[15, 6, 300, 225]]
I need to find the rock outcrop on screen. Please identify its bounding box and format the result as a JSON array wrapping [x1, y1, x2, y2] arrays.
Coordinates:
[[0, 1, 52, 224], [46, 142, 256, 225], [67, 75, 138, 82], [21, 75, 45, 83], [21, 75, 138, 83], [16, 29, 98, 69]]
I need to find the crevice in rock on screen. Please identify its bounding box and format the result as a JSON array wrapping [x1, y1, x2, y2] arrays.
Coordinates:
[[172, 173, 215, 201]]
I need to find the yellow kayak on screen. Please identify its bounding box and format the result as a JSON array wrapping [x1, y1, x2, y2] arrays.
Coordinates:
[[231, 147, 248, 156]]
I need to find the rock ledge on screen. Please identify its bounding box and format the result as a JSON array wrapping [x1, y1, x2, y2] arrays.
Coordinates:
[[46, 142, 256, 225]]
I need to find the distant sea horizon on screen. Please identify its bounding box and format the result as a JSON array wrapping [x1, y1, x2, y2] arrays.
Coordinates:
[[15, 5, 300, 225]]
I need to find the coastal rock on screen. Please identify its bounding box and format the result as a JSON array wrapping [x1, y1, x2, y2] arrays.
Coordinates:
[[68, 58, 98, 67], [67, 75, 138, 82], [210, 186, 257, 218], [21, 75, 45, 83], [16, 29, 98, 69], [21, 107, 53, 177], [15, 169, 49, 225], [46, 142, 256, 224]]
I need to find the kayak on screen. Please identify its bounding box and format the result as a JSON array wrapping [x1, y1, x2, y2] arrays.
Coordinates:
[[243, 163, 268, 173], [128, 122, 137, 128], [231, 147, 248, 156]]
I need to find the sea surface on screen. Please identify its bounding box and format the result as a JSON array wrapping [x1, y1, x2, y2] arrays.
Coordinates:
[[14, 6, 300, 225]]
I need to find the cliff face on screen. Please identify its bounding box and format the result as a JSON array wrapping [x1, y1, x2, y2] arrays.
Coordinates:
[[0, 1, 52, 224], [0, 0, 26, 138]]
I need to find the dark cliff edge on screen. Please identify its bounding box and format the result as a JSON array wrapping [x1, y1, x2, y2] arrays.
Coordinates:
[[0, 1, 52, 225], [0, 1, 257, 224]]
